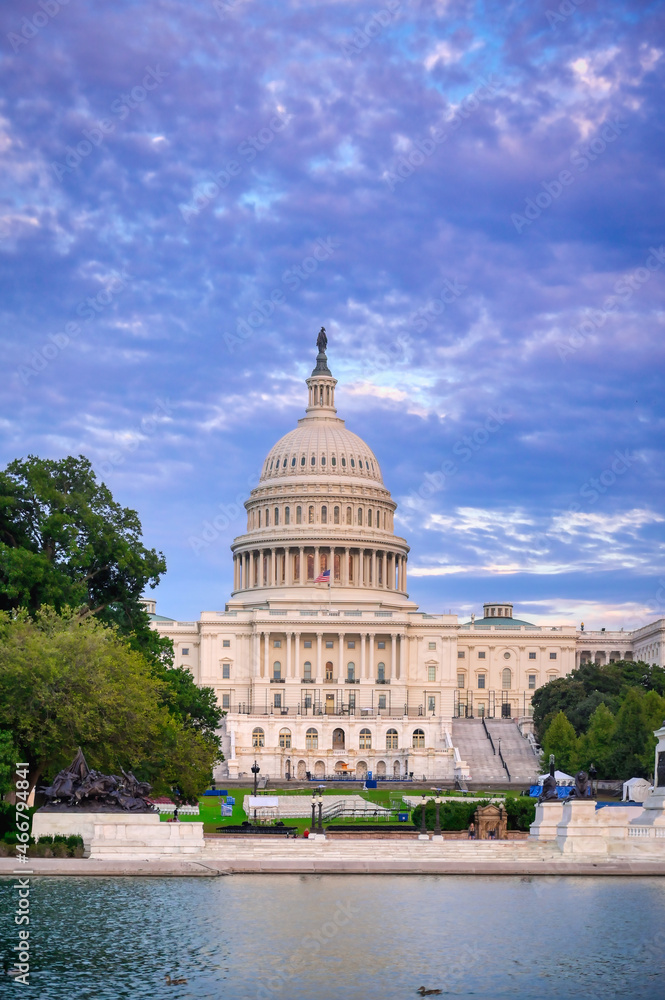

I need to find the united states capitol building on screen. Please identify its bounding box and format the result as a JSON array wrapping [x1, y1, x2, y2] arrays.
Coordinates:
[[148, 335, 665, 782]]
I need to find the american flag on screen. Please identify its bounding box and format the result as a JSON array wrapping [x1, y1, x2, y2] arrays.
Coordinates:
[[314, 569, 331, 583]]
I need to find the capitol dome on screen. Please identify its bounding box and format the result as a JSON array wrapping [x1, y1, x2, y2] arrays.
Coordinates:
[[228, 331, 411, 608]]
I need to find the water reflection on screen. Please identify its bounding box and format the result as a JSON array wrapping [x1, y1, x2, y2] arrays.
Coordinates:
[[0, 875, 663, 999]]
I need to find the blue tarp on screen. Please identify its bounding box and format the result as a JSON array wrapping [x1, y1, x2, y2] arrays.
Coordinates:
[[529, 785, 587, 799]]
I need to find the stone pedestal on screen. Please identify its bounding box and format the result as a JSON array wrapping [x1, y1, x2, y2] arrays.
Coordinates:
[[529, 801, 564, 841], [556, 800, 606, 855], [32, 810, 204, 860], [417, 834, 430, 841]]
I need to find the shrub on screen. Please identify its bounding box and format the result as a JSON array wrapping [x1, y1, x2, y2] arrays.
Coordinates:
[[412, 799, 490, 831], [504, 797, 536, 831]]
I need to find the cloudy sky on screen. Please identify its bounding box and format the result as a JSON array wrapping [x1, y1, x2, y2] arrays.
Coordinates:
[[2, 0, 664, 628]]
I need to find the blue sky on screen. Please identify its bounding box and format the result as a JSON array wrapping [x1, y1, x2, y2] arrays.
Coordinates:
[[2, 0, 664, 628]]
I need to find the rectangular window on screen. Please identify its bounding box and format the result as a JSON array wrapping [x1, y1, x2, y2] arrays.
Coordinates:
[[326, 641, 334, 648], [428, 666, 436, 682], [427, 695, 435, 713], [477, 674, 486, 689], [457, 673, 465, 688], [528, 674, 536, 689], [222, 694, 230, 709], [273, 640, 281, 648], [304, 640, 312, 648], [348, 693, 356, 710], [222, 664, 230, 679], [304, 695, 312, 708], [428, 642, 436, 650], [550, 652, 557, 660], [181, 647, 189, 655], [478, 651, 486, 659], [223, 640, 230, 648], [378, 694, 386, 709], [347, 641, 355, 649], [274, 693, 282, 708], [377, 641, 385, 649], [458, 651, 465, 659], [529, 652, 536, 660]]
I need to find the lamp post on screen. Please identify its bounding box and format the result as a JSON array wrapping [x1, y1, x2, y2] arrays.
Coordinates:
[[433, 790, 442, 839], [251, 760, 260, 797], [311, 793, 317, 833], [317, 790, 324, 834]]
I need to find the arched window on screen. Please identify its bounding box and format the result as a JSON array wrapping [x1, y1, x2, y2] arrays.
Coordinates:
[[383, 512, 387, 529], [346, 507, 352, 524], [311, 455, 316, 466], [257, 510, 261, 528], [252, 728, 265, 748], [412, 729, 425, 748], [291, 456, 296, 467], [306, 727, 318, 750], [377, 662, 385, 681], [341, 457, 347, 467], [502, 667, 512, 689], [334, 506, 340, 524], [296, 506, 302, 524], [274, 507, 279, 526], [308, 506, 314, 524], [386, 728, 398, 750], [321, 505, 327, 524], [303, 660, 312, 680], [279, 728, 291, 749], [265, 508, 270, 527], [331, 456, 337, 467], [301, 455, 306, 466], [273, 661, 281, 680], [359, 728, 372, 749], [347, 662, 355, 681], [357, 508, 363, 525], [321, 456, 326, 466], [285, 506, 290, 525], [368, 509, 372, 527], [351, 458, 356, 468], [332, 728, 345, 749]]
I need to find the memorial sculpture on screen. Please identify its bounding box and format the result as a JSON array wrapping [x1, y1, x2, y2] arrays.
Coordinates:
[[539, 755, 559, 803], [568, 770, 592, 800], [40, 749, 154, 812]]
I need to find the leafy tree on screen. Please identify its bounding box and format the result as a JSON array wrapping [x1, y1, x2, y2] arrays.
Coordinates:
[[0, 455, 169, 664], [577, 703, 615, 777], [541, 711, 579, 774], [0, 608, 220, 798], [531, 677, 586, 741], [611, 688, 652, 779], [503, 796, 537, 831]]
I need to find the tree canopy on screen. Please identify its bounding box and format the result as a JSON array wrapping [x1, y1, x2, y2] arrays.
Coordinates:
[[0, 454, 169, 663], [0, 609, 221, 799]]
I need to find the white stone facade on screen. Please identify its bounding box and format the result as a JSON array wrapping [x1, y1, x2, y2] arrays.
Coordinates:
[[148, 340, 665, 781]]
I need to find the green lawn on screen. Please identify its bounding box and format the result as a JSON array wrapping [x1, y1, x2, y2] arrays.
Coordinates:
[[160, 787, 412, 835]]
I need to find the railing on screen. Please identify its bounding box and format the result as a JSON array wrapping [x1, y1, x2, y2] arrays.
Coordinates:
[[344, 678, 360, 684], [231, 704, 419, 718], [376, 678, 391, 684], [497, 744, 511, 781], [482, 716, 496, 755], [300, 678, 315, 683], [270, 678, 285, 683]]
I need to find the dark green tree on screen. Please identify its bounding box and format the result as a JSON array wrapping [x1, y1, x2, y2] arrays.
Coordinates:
[[541, 711, 579, 774], [577, 702, 615, 777], [611, 688, 652, 779], [0, 455, 169, 664]]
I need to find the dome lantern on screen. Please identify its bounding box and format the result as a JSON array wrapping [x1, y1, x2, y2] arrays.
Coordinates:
[[305, 327, 337, 417]]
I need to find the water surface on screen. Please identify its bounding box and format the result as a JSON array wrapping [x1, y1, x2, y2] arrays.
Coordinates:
[[1, 875, 663, 999]]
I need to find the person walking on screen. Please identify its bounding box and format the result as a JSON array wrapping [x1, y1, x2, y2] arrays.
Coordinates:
[[468, 821, 475, 840]]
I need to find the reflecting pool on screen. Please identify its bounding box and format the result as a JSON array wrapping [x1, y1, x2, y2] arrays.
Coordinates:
[[1, 875, 663, 999]]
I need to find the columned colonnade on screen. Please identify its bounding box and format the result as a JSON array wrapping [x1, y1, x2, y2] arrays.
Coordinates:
[[250, 630, 405, 681], [232, 544, 408, 593]]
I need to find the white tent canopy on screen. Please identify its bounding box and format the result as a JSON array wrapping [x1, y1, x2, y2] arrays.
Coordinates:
[[537, 769, 574, 785], [622, 777, 652, 802]]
